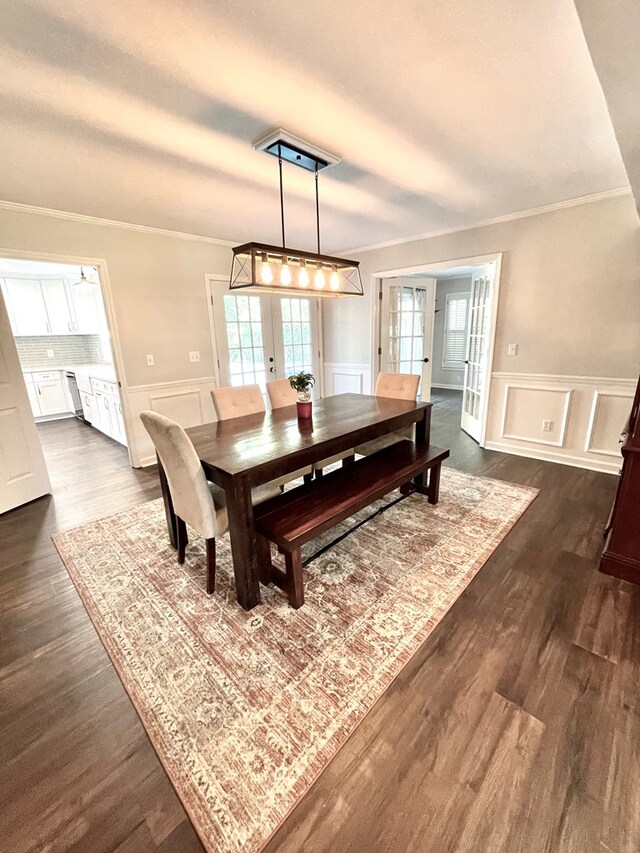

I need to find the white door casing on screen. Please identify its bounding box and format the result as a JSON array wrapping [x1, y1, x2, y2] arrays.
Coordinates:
[[379, 277, 436, 401], [461, 271, 492, 442], [0, 290, 51, 514]]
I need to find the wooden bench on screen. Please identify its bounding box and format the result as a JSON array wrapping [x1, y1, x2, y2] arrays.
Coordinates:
[[254, 440, 450, 608]]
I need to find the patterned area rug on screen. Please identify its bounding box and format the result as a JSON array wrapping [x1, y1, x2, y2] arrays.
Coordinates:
[[52, 469, 537, 853]]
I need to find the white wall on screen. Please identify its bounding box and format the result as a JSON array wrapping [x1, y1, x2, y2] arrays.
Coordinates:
[[323, 192, 640, 472], [431, 276, 472, 389], [0, 204, 232, 465]]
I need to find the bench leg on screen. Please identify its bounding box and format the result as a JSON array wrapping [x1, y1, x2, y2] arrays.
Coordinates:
[[284, 549, 305, 609], [428, 462, 441, 505]]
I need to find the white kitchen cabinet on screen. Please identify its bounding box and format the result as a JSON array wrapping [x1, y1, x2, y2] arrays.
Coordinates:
[[40, 279, 75, 335], [92, 383, 126, 446], [68, 284, 103, 334], [23, 374, 41, 417], [32, 371, 71, 416], [3, 279, 50, 336], [80, 391, 95, 424]]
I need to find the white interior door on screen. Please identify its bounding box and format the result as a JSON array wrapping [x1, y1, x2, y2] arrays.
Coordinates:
[[0, 291, 51, 514], [210, 282, 321, 399], [380, 278, 436, 401], [461, 270, 492, 442]]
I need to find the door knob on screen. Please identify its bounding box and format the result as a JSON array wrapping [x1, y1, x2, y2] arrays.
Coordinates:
[[269, 366, 276, 373], [464, 359, 469, 364], [423, 357, 429, 363]]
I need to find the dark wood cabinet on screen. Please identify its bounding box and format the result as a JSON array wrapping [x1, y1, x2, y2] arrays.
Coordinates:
[[600, 374, 640, 584]]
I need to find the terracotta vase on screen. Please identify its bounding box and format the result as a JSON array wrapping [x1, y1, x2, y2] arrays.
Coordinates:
[[296, 400, 312, 419]]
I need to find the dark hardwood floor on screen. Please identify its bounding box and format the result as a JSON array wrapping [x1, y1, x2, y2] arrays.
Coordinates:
[[2, 398, 638, 853]]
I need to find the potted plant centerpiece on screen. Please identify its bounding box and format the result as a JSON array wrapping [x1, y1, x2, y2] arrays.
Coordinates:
[[289, 371, 315, 419]]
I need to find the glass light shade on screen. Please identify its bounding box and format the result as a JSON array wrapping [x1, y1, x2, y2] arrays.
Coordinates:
[[260, 259, 273, 284], [229, 243, 364, 298], [280, 262, 292, 285]]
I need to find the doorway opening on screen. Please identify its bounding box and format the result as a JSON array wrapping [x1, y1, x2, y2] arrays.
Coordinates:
[[0, 255, 129, 515], [206, 275, 324, 402], [372, 254, 502, 446]]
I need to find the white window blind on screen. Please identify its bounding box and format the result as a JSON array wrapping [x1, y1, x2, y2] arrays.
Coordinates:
[[442, 293, 469, 369]]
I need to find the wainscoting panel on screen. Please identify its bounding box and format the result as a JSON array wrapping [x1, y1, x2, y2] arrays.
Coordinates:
[[323, 363, 372, 397], [486, 373, 634, 474], [126, 377, 217, 467], [501, 385, 572, 447], [585, 391, 635, 457]]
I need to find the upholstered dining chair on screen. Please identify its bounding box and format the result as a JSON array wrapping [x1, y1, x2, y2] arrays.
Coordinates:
[[265, 378, 297, 409], [266, 379, 354, 479], [211, 383, 312, 486], [140, 411, 279, 594], [354, 371, 421, 457]]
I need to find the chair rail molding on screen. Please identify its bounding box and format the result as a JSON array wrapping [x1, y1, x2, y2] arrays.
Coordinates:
[[486, 372, 635, 474]]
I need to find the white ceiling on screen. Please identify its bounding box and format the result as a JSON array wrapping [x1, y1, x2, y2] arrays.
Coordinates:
[[0, 0, 630, 252]]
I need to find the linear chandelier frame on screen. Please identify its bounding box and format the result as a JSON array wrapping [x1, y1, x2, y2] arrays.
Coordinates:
[[229, 134, 363, 298]]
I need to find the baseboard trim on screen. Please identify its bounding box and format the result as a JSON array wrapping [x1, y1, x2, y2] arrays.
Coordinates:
[[484, 440, 621, 475]]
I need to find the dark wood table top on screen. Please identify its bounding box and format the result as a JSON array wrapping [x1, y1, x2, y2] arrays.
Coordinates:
[[186, 393, 431, 486]]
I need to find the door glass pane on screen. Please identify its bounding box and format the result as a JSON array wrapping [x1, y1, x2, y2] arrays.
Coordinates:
[[223, 294, 267, 390], [387, 285, 428, 394], [279, 297, 315, 378]]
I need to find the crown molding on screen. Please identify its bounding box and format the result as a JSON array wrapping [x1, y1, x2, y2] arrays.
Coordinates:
[[0, 199, 237, 247], [343, 187, 632, 255]]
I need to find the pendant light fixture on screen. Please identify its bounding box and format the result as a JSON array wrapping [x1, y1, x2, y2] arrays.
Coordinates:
[[73, 266, 97, 287], [229, 130, 363, 298]]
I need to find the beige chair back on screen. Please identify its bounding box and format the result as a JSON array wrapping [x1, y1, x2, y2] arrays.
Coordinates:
[[211, 384, 265, 420], [375, 372, 420, 401], [267, 378, 297, 409], [140, 411, 217, 539]]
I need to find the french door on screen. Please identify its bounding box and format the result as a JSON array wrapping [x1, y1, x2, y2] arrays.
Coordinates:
[[461, 271, 491, 442], [210, 281, 321, 398], [379, 278, 436, 401]]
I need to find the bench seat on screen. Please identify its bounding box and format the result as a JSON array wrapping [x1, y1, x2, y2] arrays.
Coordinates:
[[254, 440, 449, 607]]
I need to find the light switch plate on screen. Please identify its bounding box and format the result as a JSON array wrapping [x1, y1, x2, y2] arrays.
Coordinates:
[[189, 351, 200, 363], [146, 354, 155, 366], [507, 343, 519, 356], [542, 419, 554, 432]]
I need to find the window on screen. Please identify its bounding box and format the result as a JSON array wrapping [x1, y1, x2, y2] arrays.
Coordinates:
[[442, 292, 469, 370]]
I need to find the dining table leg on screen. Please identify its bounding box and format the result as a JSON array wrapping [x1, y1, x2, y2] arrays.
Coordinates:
[[157, 455, 177, 548], [226, 477, 263, 610]]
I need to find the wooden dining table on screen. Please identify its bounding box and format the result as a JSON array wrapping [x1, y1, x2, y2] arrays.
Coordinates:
[[157, 393, 432, 610]]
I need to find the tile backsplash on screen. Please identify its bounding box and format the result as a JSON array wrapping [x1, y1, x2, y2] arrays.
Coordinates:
[[16, 335, 108, 370]]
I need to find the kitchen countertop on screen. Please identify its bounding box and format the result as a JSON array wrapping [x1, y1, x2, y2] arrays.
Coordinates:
[[23, 363, 118, 382]]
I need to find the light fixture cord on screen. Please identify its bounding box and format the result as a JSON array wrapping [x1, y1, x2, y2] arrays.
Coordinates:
[[315, 165, 320, 255], [278, 144, 286, 248]]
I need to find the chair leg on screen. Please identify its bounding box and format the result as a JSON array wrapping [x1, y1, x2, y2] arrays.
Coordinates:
[[315, 468, 324, 480], [342, 453, 356, 467], [176, 516, 188, 564], [284, 549, 304, 609], [303, 472, 313, 485], [428, 462, 441, 505], [205, 538, 216, 593]]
